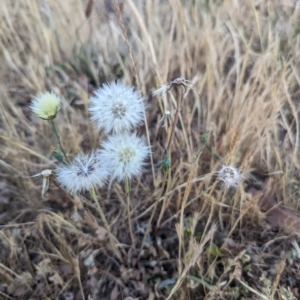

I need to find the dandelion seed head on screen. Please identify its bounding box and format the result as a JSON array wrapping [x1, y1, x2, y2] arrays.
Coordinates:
[[56, 152, 109, 194], [89, 81, 145, 134], [216, 165, 243, 189], [98, 132, 149, 182], [30, 92, 61, 120]]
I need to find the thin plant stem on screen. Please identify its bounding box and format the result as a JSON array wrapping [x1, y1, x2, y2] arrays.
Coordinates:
[[50, 119, 70, 163], [201, 181, 219, 243], [125, 177, 135, 247], [167, 85, 185, 150], [165, 112, 171, 142], [176, 136, 207, 260], [156, 85, 185, 226], [89, 187, 122, 260], [111, 0, 139, 88], [156, 170, 171, 228], [178, 153, 198, 262], [205, 144, 222, 161], [139, 172, 168, 258], [52, 177, 124, 261], [224, 190, 262, 242], [219, 190, 227, 231], [111, 0, 156, 188], [51, 177, 98, 229], [156, 115, 172, 226]]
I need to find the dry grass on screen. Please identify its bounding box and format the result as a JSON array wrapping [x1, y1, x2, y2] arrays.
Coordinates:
[[1, 0, 300, 299]]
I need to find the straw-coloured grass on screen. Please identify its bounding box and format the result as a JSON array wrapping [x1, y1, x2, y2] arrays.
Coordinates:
[[1, 0, 300, 299]]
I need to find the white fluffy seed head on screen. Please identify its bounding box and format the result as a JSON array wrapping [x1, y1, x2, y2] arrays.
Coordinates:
[[30, 92, 61, 120], [56, 152, 109, 194], [89, 81, 145, 134], [98, 132, 149, 182], [216, 165, 243, 189]]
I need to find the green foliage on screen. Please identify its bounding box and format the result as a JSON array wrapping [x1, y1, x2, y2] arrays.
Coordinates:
[[162, 148, 171, 173], [51, 148, 65, 164]]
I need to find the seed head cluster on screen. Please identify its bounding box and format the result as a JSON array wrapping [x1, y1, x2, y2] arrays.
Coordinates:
[[37, 81, 150, 193]]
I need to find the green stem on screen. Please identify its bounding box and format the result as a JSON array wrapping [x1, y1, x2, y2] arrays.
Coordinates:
[[50, 119, 70, 163], [89, 187, 122, 260], [205, 144, 222, 161], [125, 177, 135, 247]]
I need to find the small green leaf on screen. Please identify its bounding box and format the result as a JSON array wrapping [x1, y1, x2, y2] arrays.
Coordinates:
[[162, 148, 171, 173], [52, 149, 65, 164], [207, 244, 223, 258]]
